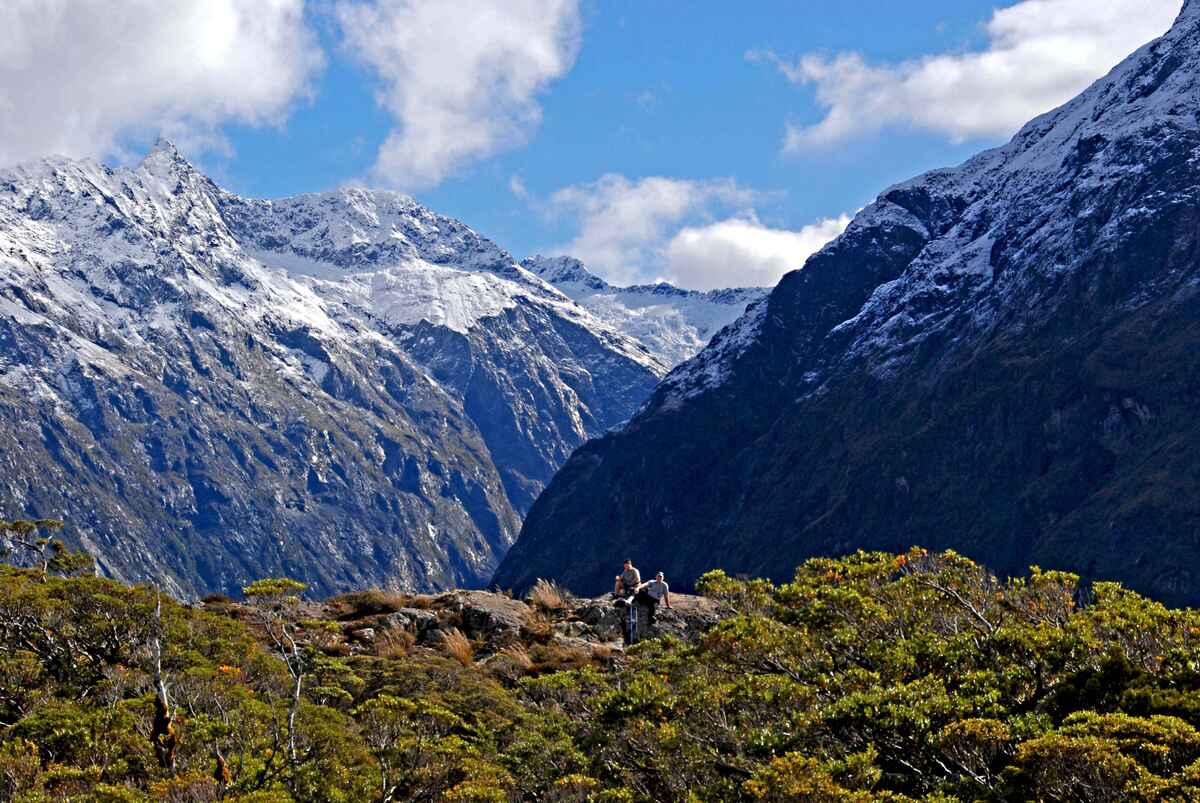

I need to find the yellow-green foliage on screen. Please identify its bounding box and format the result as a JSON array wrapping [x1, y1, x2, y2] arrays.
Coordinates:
[[10, 550, 1200, 800], [242, 577, 307, 601]]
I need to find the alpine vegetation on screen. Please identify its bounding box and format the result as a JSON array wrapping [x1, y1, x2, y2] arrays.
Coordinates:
[[2, 549, 1200, 800]]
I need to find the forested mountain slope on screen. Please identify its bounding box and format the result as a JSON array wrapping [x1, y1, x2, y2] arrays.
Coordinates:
[[497, 0, 1200, 605]]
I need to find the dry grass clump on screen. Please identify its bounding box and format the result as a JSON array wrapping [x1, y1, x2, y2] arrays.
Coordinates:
[[439, 627, 474, 667], [499, 644, 534, 671], [521, 610, 554, 643], [487, 645, 535, 683], [299, 618, 346, 655], [200, 593, 237, 616], [327, 589, 407, 619], [527, 578, 570, 612], [432, 593, 463, 610], [590, 644, 613, 661], [374, 628, 415, 659], [529, 642, 594, 673]]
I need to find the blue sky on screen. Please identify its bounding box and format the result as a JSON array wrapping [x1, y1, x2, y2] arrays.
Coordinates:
[[0, 0, 1184, 288], [221, 2, 999, 212]]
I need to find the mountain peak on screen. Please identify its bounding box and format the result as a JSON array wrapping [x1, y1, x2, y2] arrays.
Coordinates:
[[0, 136, 668, 597], [522, 255, 609, 290], [148, 137, 182, 157], [136, 138, 199, 184]]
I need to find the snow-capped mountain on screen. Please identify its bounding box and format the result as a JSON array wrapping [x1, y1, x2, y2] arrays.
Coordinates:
[[522, 255, 768, 367], [497, 1, 1200, 603], [0, 143, 663, 596]]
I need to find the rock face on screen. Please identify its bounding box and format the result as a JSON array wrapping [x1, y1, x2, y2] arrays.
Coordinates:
[[522, 255, 768, 367], [496, 3, 1200, 604], [0, 144, 663, 597]]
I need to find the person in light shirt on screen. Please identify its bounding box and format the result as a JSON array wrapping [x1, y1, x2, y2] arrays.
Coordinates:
[[636, 572, 671, 626], [614, 559, 641, 598]]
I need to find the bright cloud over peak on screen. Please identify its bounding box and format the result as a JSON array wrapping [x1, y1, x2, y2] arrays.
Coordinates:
[[755, 0, 1183, 150], [0, 0, 581, 191], [546, 174, 758, 286], [336, 0, 581, 190], [543, 173, 847, 290], [665, 215, 851, 291], [0, 0, 321, 166]]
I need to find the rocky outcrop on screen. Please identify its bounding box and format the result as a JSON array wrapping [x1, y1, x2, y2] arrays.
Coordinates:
[[496, 3, 1200, 604], [306, 587, 727, 657], [571, 593, 726, 643]]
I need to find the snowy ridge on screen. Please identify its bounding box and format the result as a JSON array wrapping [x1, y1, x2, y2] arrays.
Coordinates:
[[0, 147, 335, 351], [0, 142, 663, 378], [218, 195, 664, 373], [523, 255, 767, 368], [662, 0, 1200, 402], [822, 3, 1200, 380], [652, 296, 770, 406], [0, 142, 667, 595], [257, 252, 522, 336]]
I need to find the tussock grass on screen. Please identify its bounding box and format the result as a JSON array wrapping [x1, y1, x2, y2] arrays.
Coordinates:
[[590, 643, 613, 661], [374, 628, 415, 659], [487, 644, 535, 683], [529, 642, 593, 673], [327, 589, 407, 619], [405, 594, 436, 610], [527, 578, 570, 612], [521, 609, 554, 643], [500, 644, 534, 670], [439, 627, 474, 666]]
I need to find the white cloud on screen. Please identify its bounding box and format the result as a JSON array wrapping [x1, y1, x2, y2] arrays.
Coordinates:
[[508, 175, 529, 199], [664, 215, 850, 290], [336, 0, 581, 189], [546, 174, 759, 285], [754, 0, 1182, 149], [543, 173, 846, 289], [0, 0, 322, 167]]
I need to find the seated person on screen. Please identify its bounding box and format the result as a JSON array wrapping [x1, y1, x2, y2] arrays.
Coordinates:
[[614, 559, 641, 598], [636, 572, 671, 626]]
